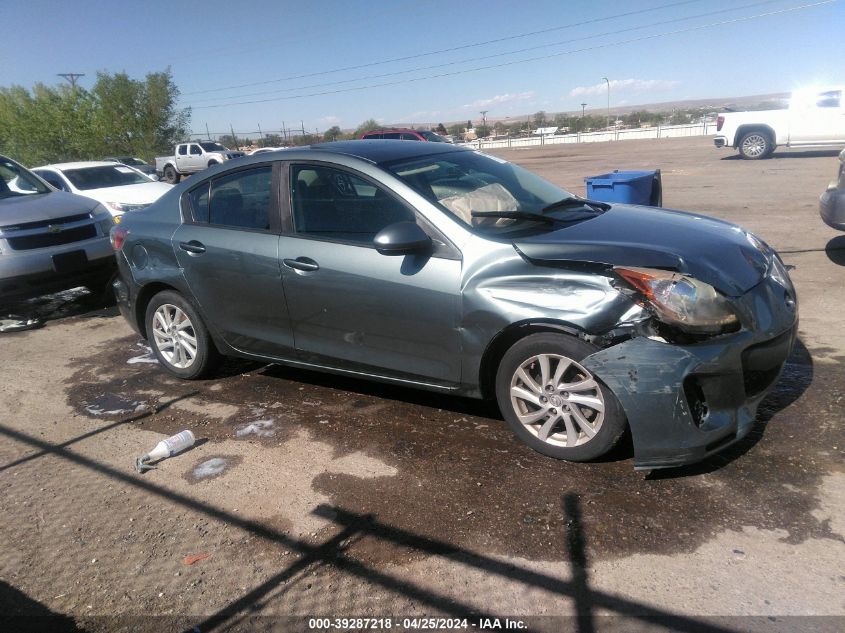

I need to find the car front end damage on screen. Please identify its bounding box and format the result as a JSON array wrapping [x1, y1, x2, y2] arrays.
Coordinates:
[[581, 269, 797, 470], [495, 208, 798, 469]]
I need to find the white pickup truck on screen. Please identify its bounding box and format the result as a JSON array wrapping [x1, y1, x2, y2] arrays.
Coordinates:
[[714, 87, 845, 159], [155, 141, 245, 183]]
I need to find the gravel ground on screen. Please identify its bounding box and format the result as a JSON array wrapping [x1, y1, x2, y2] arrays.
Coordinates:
[[0, 137, 843, 632]]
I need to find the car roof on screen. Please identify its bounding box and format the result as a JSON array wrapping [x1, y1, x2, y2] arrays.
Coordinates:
[[33, 161, 123, 171], [297, 140, 469, 164]]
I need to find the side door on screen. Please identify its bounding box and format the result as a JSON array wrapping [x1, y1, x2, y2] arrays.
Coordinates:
[[174, 144, 189, 172], [172, 163, 295, 357], [790, 90, 845, 144], [278, 161, 463, 385], [187, 143, 204, 172]]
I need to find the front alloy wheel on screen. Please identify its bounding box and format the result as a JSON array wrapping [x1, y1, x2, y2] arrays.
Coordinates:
[[510, 354, 604, 448], [495, 333, 626, 461]]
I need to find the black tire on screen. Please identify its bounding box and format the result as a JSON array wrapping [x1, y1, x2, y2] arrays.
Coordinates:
[[144, 290, 220, 379], [495, 332, 626, 461], [164, 165, 180, 184], [738, 131, 774, 160], [207, 160, 219, 168]]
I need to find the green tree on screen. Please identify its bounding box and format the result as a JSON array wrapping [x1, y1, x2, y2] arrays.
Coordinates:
[[533, 111, 547, 128], [0, 69, 189, 165], [435, 122, 447, 134], [475, 124, 491, 139], [323, 125, 342, 141], [447, 123, 464, 138], [262, 133, 283, 147], [218, 134, 238, 149], [354, 118, 381, 136]]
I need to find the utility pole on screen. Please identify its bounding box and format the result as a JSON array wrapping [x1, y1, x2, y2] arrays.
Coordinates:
[[602, 77, 611, 132], [282, 121, 288, 144], [229, 124, 238, 150], [205, 123, 211, 140], [257, 123, 263, 146], [479, 110, 488, 128], [57, 73, 85, 89], [581, 103, 587, 118]]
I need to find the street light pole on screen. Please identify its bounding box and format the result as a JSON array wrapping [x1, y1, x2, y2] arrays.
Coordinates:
[[602, 77, 610, 132]]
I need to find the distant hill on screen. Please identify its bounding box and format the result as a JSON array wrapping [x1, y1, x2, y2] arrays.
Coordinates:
[[388, 93, 791, 128]]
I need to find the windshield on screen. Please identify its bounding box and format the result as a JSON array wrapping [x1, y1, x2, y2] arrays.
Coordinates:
[[419, 131, 448, 143], [199, 142, 229, 152], [118, 157, 146, 166], [0, 157, 51, 198], [385, 150, 594, 235], [62, 165, 151, 190]]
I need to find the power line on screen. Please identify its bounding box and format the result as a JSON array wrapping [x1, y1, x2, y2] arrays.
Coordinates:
[[183, 0, 709, 96], [190, 1, 834, 110], [187, 0, 787, 106]]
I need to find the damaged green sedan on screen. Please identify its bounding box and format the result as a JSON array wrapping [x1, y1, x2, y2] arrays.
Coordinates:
[[111, 141, 797, 469]]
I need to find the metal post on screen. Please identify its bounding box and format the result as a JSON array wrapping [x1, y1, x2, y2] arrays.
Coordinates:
[[602, 77, 610, 135]]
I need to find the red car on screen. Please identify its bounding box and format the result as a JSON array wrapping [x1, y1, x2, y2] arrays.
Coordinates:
[[359, 128, 449, 142]]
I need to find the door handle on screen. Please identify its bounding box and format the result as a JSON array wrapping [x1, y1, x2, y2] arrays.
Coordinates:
[[179, 240, 206, 254], [283, 257, 319, 272]]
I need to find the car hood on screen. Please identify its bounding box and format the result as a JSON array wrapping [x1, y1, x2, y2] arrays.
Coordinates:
[[74, 181, 172, 204], [0, 191, 100, 228], [513, 204, 768, 297]]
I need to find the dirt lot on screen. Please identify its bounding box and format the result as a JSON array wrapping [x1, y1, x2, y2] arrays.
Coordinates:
[[1, 137, 843, 632]]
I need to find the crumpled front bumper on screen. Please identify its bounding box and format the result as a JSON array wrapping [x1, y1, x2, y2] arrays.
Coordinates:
[[582, 276, 797, 470]]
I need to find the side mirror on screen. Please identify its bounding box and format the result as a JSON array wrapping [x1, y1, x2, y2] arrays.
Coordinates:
[[374, 221, 432, 256], [147, 173, 160, 181]]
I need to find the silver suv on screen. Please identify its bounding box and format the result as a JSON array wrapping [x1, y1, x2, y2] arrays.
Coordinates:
[[0, 155, 116, 303]]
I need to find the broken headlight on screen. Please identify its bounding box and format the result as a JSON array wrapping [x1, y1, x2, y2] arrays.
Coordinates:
[[614, 266, 738, 334]]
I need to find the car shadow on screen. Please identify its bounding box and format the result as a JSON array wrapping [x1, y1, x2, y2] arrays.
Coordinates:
[[257, 363, 499, 419], [720, 149, 842, 161], [0, 287, 118, 328], [825, 235, 845, 266], [648, 337, 813, 479]]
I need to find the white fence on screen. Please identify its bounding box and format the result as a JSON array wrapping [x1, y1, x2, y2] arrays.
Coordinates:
[[464, 122, 718, 150]]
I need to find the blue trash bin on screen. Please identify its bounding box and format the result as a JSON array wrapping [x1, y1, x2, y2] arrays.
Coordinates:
[[584, 169, 662, 206]]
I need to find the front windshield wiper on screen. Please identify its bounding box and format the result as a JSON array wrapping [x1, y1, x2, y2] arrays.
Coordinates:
[[541, 196, 610, 213], [470, 210, 567, 225]]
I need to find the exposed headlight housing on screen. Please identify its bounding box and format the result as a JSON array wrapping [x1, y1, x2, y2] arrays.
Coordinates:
[[614, 266, 738, 334]]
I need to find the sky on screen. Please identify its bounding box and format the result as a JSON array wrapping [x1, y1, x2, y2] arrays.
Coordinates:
[[2, 0, 843, 138]]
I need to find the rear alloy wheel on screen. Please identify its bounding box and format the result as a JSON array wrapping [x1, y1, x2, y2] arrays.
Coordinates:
[[738, 131, 773, 159], [145, 290, 218, 379], [495, 333, 626, 461], [164, 165, 180, 184]]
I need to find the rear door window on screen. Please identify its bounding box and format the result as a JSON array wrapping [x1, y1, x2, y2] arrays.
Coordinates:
[[188, 166, 273, 230], [401, 133, 420, 141], [383, 133, 401, 140]]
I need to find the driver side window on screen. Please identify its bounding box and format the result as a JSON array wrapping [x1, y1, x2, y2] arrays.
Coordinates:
[[290, 164, 415, 245]]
